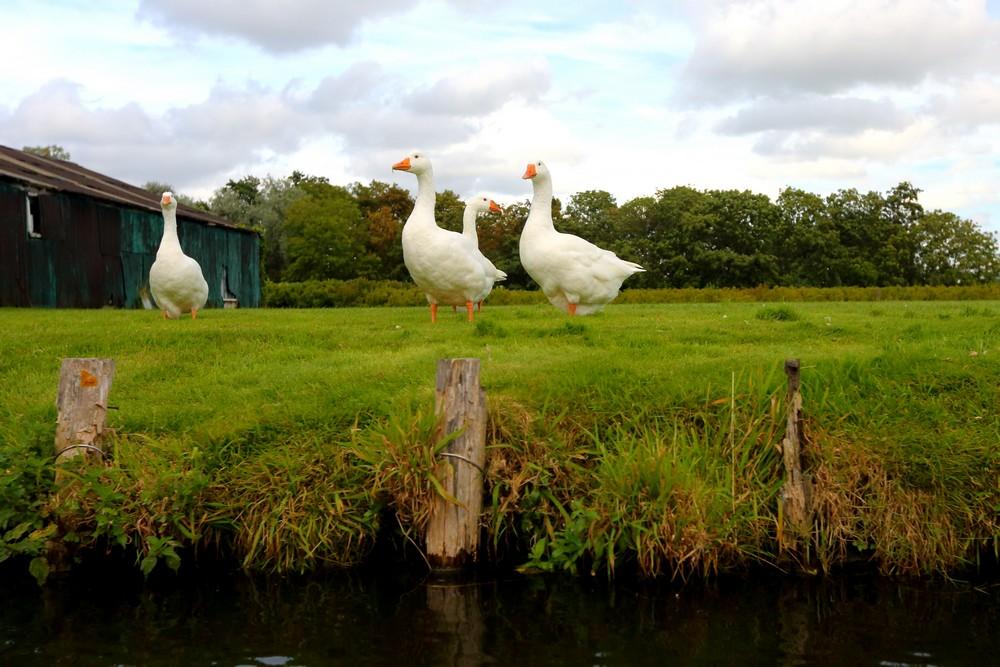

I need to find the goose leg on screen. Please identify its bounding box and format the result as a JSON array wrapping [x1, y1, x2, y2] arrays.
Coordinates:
[[161, 310, 168, 320], [431, 303, 438, 323], [466, 300, 475, 322], [568, 303, 577, 316], [191, 308, 198, 320], [452, 305, 457, 313], [477, 301, 483, 312]]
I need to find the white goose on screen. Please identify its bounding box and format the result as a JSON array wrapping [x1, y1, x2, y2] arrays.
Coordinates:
[[519, 161, 644, 315], [463, 194, 506, 310], [149, 192, 209, 319], [392, 153, 492, 323]]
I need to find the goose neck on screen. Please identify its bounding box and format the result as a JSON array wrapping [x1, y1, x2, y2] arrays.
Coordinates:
[[412, 169, 436, 216], [158, 209, 180, 254], [527, 176, 555, 231], [462, 208, 479, 244]]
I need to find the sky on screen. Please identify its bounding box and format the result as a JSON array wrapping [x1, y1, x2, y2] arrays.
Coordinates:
[[1, 0, 999, 232]]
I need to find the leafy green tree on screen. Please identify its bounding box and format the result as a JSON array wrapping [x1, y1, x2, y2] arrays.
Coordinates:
[[210, 175, 304, 281], [884, 182, 924, 284], [284, 182, 369, 281], [350, 180, 414, 282], [774, 187, 842, 286], [562, 190, 619, 250], [223, 175, 263, 206], [23, 144, 71, 161], [912, 210, 1000, 284], [642, 186, 713, 287], [615, 195, 660, 287], [700, 189, 781, 286], [435, 189, 465, 233]]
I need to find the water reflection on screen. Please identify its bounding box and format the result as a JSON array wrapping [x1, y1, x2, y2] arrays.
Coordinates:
[[0, 569, 996, 665]]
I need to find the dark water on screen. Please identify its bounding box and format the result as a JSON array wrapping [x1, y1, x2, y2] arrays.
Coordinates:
[[1, 569, 997, 666]]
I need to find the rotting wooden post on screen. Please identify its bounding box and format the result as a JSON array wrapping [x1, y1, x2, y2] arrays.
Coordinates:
[[780, 359, 811, 548], [55, 358, 116, 465], [426, 358, 487, 569]]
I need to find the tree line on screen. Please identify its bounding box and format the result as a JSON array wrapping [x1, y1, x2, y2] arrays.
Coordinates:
[[24, 144, 997, 287], [155, 173, 996, 289]]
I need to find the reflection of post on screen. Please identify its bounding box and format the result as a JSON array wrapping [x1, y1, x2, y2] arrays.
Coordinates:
[[777, 585, 811, 666], [426, 358, 487, 569], [425, 583, 485, 667]]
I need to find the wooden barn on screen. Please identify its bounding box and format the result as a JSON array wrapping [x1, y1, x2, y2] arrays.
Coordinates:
[[0, 145, 260, 309]]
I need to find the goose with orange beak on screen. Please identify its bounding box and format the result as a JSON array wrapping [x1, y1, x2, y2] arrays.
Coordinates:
[[519, 161, 644, 315], [149, 192, 209, 320], [463, 194, 506, 310], [392, 152, 494, 323]]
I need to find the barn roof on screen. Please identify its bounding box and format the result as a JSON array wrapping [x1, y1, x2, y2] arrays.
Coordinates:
[[0, 144, 250, 233]]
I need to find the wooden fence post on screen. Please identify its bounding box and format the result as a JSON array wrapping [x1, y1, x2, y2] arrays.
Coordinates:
[[426, 358, 487, 569], [54, 358, 115, 464], [780, 359, 811, 549]]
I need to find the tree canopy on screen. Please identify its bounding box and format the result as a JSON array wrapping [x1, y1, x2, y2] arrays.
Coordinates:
[[23, 144, 71, 161], [196, 174, 999, 289]]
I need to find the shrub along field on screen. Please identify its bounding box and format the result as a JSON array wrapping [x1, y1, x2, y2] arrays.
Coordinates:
[[1, 301, 997, 582]]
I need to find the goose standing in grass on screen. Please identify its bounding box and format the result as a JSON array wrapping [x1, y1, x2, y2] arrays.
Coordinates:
[[519, 161, 644, 315], [463, 194, 506, 310], [392, 152, 492, 323], [149, 192, 208, 319]]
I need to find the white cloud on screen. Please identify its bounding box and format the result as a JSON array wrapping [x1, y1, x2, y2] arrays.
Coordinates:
[[406, 61, 551, 116], [926, 78, 1000, 130], [135, 0, 420, 52], [717, 95, 910, 135], [678, 0, 999, 103], [0, 60, 552, 194], [5, 80, 156, 145]]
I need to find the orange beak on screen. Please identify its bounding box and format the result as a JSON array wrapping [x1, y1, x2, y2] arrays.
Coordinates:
[[161, 194, 172, 206], [393, 157, 411, 171], [489, 200, 501, 213], [522, 163, 537, 179]]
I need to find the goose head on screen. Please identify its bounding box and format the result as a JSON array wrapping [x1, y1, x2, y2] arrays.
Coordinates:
[[522, 160, 550, 182], [465, 194, 502, 215], [160, 191, 177, 211], [392, 152, 432, 175]]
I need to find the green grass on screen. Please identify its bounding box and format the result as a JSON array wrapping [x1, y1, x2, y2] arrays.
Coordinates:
[[1, 302, 998, 580]]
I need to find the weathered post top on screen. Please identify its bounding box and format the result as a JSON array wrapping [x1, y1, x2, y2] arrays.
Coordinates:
[[55, 358, 115, 462], [784, 358, 801, 395]]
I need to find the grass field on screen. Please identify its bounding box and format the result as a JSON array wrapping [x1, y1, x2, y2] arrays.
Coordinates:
[[1, 302, 998, 581]]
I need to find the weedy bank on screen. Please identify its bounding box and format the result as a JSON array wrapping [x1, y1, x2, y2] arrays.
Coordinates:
[[1, 302, 997, 582]]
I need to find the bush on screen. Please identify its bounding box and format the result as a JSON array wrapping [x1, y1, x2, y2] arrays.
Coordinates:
[[264, 280, 1000, 308]]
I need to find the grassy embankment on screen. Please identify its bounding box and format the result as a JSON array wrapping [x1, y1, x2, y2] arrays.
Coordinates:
[[1, 300, 998, 581]]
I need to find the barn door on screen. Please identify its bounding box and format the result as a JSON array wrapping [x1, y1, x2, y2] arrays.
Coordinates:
[[0, 190, 29, 306]]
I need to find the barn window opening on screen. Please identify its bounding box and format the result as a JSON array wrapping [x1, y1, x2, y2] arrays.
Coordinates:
[[26, 193, 41, 238]]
